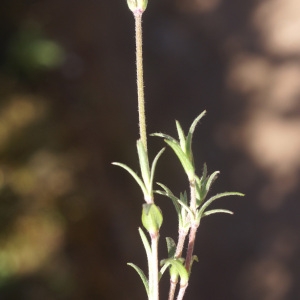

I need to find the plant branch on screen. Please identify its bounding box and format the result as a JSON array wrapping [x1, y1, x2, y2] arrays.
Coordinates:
[[134, 11, 148, 153], [168, 228, 188, 300], [176, 283, 188, 300], [185, 178, 198, 272], [150, 232, 160, 300]]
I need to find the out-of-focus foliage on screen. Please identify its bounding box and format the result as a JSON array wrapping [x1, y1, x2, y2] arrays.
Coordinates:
[[6, 23, 65, 74]]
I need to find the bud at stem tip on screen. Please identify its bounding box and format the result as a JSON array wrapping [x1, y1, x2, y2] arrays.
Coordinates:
[[127, 0, 148, 15]]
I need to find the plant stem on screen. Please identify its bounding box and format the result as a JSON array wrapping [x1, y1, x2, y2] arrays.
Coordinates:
[[150, 232, 159, 300], [185, 178, 198, 272], [168, 280, 177, 300], [134, 11, 148, 153], [175, 228, 188, 258], [133, 9, 159, 300], [176, 283, 188, 300], [184, 223, 197, 273], [177, 178, 198, 300], [168, 229, 188, 300]]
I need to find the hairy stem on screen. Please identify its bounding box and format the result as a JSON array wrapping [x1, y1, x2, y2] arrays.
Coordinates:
[[176, 283, 188, 300], [134, 12, 147, 153], [185, 178, 198, 272], [184, 224, 197, 273], [175, 228, 188, 258], [176, 178, 198, 299], [168, 280, 177, 300], [168, 229, 188, 300], [150, 232, 159, 300]]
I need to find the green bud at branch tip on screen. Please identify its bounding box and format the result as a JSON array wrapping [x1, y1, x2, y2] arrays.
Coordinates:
[[127, 0, 148, 15]]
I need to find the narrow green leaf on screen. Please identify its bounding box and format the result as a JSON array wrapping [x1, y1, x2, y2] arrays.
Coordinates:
[[112, 162, 147, 197], [185, 111, 206, 158], [195, 175, 204, 205], [189, 255, 199, 274], [164, 139, 195, 180], [198, 192, 244, 217], [175, 120, 186, 152], [179, 191, 188, 205], [127, 263, 149, 296], [155, 183, 181, 216], [161, 258, 189, 285], [149, 148, 165, 193], [178, 199, 194, 219], [202, 163, 208, 179], [205, 171, 220, 193], [137, 140, 151, 192], [202, 209, 234, 217], [159, 263, 170, 280], [151, 132, 178, 144], [166, 237, 176, 258], [138, 227, 152, 262]]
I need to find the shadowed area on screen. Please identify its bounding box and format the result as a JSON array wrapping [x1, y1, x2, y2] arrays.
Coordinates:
[[0, 0, 300, 299]]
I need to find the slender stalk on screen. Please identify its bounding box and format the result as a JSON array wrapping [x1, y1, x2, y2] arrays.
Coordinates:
[[168, 229, 188, 300], [134, 11, 148, 153], [132, 7, 159, 300], [168, 280, 177, 300], [175, 225, 197, 300], [177, 178, 198, 300], [185, 178, 198, 272], [150, 232, 159, 300], [176, 283, 188, 300], [184, 224, 197, 273], [175, 228, 188, 258]]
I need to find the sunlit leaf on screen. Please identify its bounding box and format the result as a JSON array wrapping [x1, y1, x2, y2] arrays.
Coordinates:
[[164, 139, 195, 180], [166, 237, 176, 258], [198, 192, 244, 218], [112, 162, 147, 197], [127, 263, 149, 296], [175, 120, 186, 152]]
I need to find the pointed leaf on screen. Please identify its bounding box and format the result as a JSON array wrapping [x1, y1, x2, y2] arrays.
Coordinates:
[[151, 132, 178, 144], [205, 171, 220, 193], [164, 139, 195, 180], [155, 183, 181, 216], [202, 163, 208, 180], [179, 191, 188, 205], [198, 192, 244, 217], [175, 120, 186, 152], [178, 199, 194, 219], [186, 111, 206, 158], [112, 162, 147, 197], [127, 263, 149, 296], [149, 148, 165, 193], [166, 237, 176, 258], [159, 263, 170, 280], [202, 209, 233, 217], [161, 258, 189, 285], [138, 227, 152, 262], [189, 255, 199, 274]]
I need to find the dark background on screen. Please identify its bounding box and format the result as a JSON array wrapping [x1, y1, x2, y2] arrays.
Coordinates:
[[0, 0, 300, 299]]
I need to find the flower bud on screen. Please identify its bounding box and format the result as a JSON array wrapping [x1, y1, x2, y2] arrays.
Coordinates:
[[127, 0, 148, 14], [141, 203, 163, 235]]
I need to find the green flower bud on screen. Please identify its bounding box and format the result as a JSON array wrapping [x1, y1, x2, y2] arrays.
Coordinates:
[[141, 203, 163, 234], [127, 0, 148, 14]]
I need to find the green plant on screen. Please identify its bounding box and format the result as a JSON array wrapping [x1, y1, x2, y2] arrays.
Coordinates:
[[113, 1, 244, 299]]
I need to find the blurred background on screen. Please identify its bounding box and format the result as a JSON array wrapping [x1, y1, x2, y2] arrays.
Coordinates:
[[0, 0, 300, 299]]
